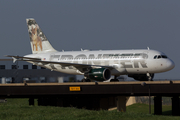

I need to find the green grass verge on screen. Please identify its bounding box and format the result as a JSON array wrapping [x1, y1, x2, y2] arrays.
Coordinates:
[[0, 98, 179, 120]]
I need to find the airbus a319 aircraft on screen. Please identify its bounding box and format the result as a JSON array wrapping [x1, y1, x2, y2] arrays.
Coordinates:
[[6, 18, 175, 82]]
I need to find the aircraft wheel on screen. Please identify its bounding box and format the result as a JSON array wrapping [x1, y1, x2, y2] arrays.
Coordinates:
[[110, 79, 119, 82], [81, 79, 86, 82], [86, 79, 91, 82], [81, 79, 91, 82]]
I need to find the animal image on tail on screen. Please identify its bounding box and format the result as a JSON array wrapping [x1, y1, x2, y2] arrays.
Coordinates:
[[26, 19, 56, 54], [31, 25, 42, 51]]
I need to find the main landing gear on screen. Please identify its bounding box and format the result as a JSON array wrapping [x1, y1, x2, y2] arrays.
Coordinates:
[[81, 78, 91, 82], [81, 76, 120, 82], [110, 76, 119, 82]]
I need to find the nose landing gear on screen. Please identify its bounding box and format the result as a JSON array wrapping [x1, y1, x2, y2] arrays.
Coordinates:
[[147, 73, 154, 81]]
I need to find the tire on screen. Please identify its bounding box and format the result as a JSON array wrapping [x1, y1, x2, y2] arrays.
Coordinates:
[[110, 79, 119, 82]]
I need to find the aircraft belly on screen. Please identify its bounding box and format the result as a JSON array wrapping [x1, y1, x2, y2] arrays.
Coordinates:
[[54, 64, 83, 75], [56, 69, 83, 75], [125, 68, 149, 74]]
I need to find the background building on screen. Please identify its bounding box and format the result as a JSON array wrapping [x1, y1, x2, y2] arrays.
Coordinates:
[[0, 59, 76, 83]]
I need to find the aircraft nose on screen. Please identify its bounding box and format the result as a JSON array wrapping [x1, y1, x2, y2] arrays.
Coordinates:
[[166, 59, 175, 70]]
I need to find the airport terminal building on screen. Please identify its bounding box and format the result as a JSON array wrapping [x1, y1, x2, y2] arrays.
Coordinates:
[[0, 59, 76, 83]]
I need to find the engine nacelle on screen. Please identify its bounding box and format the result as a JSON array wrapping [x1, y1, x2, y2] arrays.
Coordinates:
[[84, 68, 111, 81]]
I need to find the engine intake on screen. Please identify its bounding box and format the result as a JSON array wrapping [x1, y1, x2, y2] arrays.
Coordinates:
[[84, 68, 111, 81]]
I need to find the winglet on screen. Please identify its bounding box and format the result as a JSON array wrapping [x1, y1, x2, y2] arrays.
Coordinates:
[[5, 55, 18, 63], [12, 57, 17, 63]]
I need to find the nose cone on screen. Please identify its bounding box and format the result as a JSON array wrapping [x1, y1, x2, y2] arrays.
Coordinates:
[[166, 59, 175, 70]]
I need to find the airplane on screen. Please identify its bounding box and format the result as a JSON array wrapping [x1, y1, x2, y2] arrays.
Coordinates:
[[6, 18, 175, 82]]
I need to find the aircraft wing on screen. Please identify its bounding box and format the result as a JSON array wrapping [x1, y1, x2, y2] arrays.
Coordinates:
[[5, 55, 115, 72], [29, 60, 113, 69], [5, 55, 41, 62]]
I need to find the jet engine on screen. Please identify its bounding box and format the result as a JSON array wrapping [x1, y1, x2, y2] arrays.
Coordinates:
[[84, 68, 111, 81]]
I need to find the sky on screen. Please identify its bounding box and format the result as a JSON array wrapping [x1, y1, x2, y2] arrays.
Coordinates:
[[0, 0, 180, 80]]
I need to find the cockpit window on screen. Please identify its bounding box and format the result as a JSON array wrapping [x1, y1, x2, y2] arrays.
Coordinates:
[[161, 55, 168, 58], [154, 55, 168, 59], [158, 55, 161, 59]]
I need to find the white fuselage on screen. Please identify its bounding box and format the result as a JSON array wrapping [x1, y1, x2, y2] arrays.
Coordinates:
[[25, 49, 175, 76]]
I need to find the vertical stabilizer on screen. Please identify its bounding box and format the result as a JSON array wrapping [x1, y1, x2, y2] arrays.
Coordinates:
[[26, 18, 57, 54]]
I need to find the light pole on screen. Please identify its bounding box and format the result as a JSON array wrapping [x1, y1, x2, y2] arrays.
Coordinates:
[[149, 84, 151, 114], [141, 82, 151, 114]]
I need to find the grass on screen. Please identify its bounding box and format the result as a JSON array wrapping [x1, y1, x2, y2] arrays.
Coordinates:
[[0, 98, 179, 120]]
